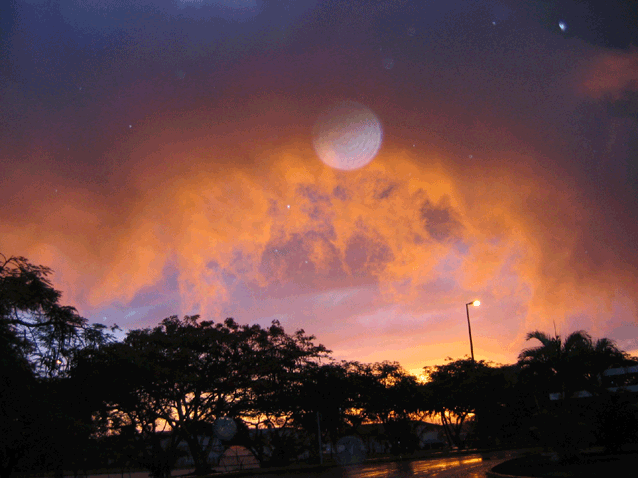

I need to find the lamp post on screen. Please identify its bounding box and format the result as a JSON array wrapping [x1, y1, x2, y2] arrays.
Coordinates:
[[317, 411, 323, 465], [465, 300, 480, 361]]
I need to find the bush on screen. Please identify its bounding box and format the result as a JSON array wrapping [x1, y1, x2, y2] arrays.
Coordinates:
[[594, 393, 638, 453]]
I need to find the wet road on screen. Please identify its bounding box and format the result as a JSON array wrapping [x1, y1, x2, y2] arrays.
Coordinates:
[[256, 451, 519, 478]]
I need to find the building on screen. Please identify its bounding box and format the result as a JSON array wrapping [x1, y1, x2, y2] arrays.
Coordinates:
[[549, 365, 638, 400]]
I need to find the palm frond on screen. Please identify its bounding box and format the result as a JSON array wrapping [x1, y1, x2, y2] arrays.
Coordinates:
[[525, 330, 555, 345], [564, 330, 592, 352]]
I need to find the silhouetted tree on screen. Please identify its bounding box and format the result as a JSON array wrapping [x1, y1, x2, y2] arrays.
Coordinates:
[[357, 362, 423, 452], [274, 360, 422, 461], [366, 361, 422, 423], [518, 330, 636, 460], [1, 254, 88, 377], [288, 361, 356, 460], [471, 363, 536, 447], [231, 320, 331, 466], [594, 392, 638, 453], [1, 254, 118, 478], [423, 358, 496, 449], [81, 315, 330, 474], [518, 330, 631, 402], [0, 319, 43, 478]]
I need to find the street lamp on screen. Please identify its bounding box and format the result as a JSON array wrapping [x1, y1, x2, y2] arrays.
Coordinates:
[[465, 300, 480, 361]]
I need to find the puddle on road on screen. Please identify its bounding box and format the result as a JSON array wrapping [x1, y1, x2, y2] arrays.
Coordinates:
[[258, 454, 493, 478]]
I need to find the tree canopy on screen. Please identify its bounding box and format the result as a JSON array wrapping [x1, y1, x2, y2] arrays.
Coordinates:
[[423, 358, 501, 448], [0, 254, 117, 378], [78, 315, 331, 475], [518, 330, 632, 400], [4, 252, 638, 474], [1, 254, 118, 478]]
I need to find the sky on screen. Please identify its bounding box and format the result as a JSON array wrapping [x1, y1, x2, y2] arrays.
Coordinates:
[[2, 0, 638, 376]]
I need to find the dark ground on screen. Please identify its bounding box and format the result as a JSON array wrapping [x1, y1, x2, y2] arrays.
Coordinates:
[[492, 450, 638, 478]]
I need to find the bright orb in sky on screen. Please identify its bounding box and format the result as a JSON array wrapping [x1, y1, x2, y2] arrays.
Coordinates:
[[312, 101, 383, 171], [559, 21, 567, 32]]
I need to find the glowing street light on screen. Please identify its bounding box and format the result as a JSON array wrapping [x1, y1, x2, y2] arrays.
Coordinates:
[[465, 300, 480, 361]]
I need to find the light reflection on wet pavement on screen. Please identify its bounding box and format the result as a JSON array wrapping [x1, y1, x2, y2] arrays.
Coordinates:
[[256, 451, 519, 478]]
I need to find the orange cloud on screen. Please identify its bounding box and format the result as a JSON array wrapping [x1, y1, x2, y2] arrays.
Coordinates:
[[3, 89, 637, 366], [580, 48, 638, 99]]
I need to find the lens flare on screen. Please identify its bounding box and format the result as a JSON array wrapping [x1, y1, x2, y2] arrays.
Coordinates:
[[312, 101, 383, 171]]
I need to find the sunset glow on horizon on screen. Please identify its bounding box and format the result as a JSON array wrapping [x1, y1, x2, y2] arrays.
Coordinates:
[[2, 0, 638, 373]]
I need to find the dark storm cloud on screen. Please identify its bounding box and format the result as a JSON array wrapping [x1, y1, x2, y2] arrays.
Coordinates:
[[420, 198, 460, 243]]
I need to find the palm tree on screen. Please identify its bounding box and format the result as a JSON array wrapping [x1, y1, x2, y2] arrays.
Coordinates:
[[518, 330, 630, 400], [518, 330, 637, 459]]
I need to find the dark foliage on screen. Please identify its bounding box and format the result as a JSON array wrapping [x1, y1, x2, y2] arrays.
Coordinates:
[[423, 358, 498, 449], [1, 254, 118, 478]]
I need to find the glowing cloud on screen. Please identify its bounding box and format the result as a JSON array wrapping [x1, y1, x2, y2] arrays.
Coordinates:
[[580, 49, 638, 100]]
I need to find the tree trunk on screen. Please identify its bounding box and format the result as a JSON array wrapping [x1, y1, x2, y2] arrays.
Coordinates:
[[440, 412, 455, 448], [183, 433, 212, 475]]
